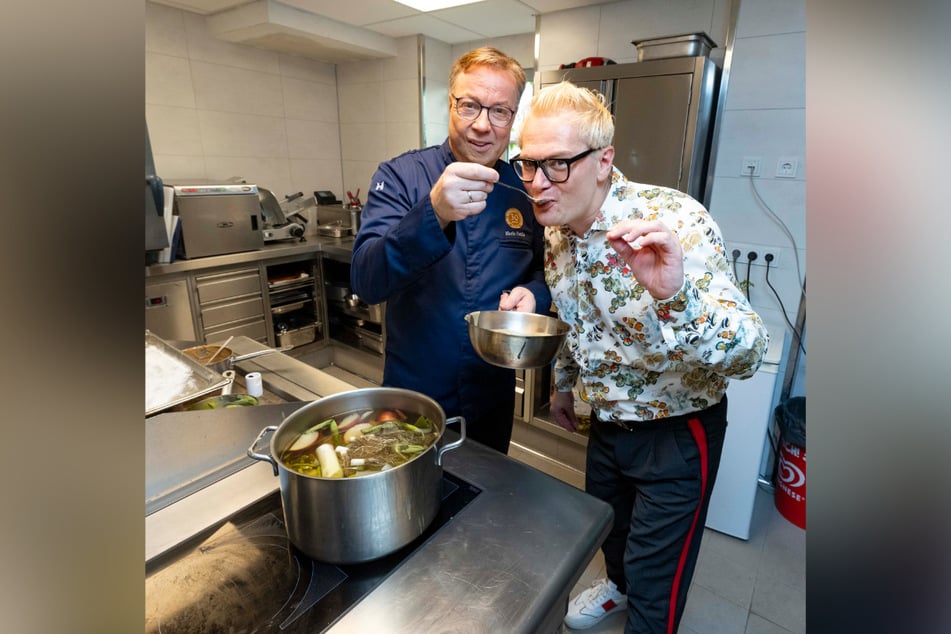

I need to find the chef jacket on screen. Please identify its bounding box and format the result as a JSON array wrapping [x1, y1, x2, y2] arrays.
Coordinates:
[[549, 167, 769, 424], [351, 140, 551, 423]]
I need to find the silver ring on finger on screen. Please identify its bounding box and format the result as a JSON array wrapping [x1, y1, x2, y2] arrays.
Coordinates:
[[467, 190, 473, 204]]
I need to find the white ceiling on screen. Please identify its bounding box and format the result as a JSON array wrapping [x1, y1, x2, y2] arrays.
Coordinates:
[[152, 0, 617, 61]]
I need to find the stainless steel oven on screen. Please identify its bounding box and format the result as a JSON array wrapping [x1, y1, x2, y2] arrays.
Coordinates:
[[172, 183, 263, 259]]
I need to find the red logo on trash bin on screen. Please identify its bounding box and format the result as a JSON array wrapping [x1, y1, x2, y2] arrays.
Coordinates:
[[775, 439, 806, 529], [778, 454, 805, 489]]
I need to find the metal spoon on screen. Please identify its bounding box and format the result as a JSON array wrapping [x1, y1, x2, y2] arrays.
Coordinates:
[[494, 180, 541, 203]]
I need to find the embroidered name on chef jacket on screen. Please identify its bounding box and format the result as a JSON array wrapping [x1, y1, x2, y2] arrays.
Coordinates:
[[501, 208, 529, 245]]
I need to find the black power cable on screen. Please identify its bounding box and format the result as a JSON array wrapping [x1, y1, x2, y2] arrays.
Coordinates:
[[745, 251, 757, 302], [731, 248, 741, 283], [764, 253, 806, 357]]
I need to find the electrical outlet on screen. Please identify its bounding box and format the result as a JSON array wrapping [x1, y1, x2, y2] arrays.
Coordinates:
[[776, 157, 799, 178], [740, 157, 762, 176], [725, 242, 780, 268]]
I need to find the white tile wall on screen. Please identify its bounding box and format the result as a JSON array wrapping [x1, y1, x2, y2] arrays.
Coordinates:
[[337, 36, 422, 196], [728, 32, 806, 110], [146, 0, 342, 199], [146, 53, 196, 109], [146, 104, 203, 156], [145, 2, 188, 57], [190, 61, 286, 116]]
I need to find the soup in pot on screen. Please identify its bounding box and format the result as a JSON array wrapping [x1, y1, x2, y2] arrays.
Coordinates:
[[280, 407, 437, 478]]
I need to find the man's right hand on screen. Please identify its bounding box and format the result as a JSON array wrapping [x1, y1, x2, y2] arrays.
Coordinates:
[[550, 390, 580, 433], [430, 162, 499, 227]]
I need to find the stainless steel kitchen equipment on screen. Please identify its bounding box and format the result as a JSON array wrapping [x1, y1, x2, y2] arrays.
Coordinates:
[[259, 187, 307, 243], [465, 310, 570, 369], [539, 54, 719, 204], [247, 387, 465, 563], [172, 183, 264, 258], [632, 32, 715, 61]]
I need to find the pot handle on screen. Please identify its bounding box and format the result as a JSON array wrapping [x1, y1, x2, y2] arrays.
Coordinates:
[[247, 425, 280, 476], [436, 416, 466, 466]]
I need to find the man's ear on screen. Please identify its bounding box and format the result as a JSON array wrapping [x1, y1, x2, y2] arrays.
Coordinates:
[[597, 146, 615, 181]]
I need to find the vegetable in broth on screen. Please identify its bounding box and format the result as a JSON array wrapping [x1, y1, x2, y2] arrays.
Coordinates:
[[280, 407, 437, 477]]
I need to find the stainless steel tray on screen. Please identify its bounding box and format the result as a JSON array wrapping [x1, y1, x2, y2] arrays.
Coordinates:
[[317, 222, 352, 237], [145, 330, 232, 417]]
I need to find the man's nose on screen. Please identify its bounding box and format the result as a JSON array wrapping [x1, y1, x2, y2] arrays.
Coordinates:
[[471, 108, 492, 131]]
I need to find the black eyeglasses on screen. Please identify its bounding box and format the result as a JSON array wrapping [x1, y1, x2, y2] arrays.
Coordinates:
[[510, 148, 599, 183], [451, 95, 516, 127]]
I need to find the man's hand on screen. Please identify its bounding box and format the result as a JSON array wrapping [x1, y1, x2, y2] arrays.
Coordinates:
[[606, 219, 684, 300], [430, 162, 499, 227]]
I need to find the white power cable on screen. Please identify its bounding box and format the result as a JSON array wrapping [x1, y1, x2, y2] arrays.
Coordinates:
[[747, 172, 806, 299]]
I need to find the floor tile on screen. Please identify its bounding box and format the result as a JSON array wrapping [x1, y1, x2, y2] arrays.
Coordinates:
[[745, 613, 796, 634], [750, 575, 806, 633], [691, 545, 757, 610], [681, 584, 749, 634]]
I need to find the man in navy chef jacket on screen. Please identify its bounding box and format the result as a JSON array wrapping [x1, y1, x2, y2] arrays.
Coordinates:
[[350, 47, 551, 454]]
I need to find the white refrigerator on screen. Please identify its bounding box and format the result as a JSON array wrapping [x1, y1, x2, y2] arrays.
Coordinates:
[[705, 328, 787, 540]]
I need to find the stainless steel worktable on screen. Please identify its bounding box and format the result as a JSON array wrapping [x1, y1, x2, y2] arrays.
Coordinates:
[[146, 337, 612, 633], [145, 227, 355, 278]]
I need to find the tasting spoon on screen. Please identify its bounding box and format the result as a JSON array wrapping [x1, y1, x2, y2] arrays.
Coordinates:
[[494, 180, 542, 203]]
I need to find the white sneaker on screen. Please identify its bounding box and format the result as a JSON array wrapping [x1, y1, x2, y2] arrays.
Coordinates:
[[564, 578, 627, 629]]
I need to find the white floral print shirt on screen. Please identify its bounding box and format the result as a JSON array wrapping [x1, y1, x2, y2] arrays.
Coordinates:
[[547, 168, 769, 423]]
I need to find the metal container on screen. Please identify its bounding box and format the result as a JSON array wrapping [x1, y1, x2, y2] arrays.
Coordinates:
[[317, 221, 352, 237], [632, 32, 715, 61], [145, 331, 232, 417], [465, 310, 570, 369], [182, 344, 292, 374], [247, 388, 465, 563], [277, 324, 316, 348]]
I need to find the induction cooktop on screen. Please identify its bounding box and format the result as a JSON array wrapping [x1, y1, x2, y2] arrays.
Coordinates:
[[145, 472, 481, 633]]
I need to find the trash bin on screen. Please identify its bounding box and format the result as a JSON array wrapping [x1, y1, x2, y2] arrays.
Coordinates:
[[774, 396, 806, 528]]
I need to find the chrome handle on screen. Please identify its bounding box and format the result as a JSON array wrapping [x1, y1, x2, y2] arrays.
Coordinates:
[[247, 425, 279, 475]]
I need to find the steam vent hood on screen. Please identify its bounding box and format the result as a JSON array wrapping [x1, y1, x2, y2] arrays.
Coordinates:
[[207, 0, 398, 63]]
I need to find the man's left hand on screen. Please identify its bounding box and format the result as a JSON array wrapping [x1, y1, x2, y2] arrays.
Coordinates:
[[606, 220, 684, 300], [498, 287, 536, 312]]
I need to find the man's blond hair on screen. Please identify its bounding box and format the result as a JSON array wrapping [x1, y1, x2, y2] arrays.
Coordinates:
[[449, 47, 526, 100], [519, 80, 615, 149]]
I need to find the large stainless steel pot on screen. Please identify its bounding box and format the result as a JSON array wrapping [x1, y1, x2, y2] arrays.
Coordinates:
[[247, 388, 465, 564]]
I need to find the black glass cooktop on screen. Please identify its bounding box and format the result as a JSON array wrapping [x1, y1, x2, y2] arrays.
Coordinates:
[[145, 472, 481, 633]]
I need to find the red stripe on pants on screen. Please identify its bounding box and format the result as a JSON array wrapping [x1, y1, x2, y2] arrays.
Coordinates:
[[666, 417, 708, 634]]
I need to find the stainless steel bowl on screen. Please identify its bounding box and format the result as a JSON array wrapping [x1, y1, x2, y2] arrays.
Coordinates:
[[465, 310, 570, 369]]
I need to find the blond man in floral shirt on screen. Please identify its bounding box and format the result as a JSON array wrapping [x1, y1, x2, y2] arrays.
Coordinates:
[[513, 81, 769, 633]]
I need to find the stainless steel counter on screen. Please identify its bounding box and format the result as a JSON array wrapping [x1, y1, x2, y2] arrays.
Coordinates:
[[145, 229, 355, 277], [146, 337, 612, 633]]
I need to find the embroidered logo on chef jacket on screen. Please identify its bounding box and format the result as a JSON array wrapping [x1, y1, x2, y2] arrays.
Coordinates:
[[505, 208, 524, 229]]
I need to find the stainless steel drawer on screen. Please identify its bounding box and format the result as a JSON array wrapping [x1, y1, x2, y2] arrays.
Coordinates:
[[200, 296, 265, 329], [195, 269, 262, 305], [203, 317, 268, 343]]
